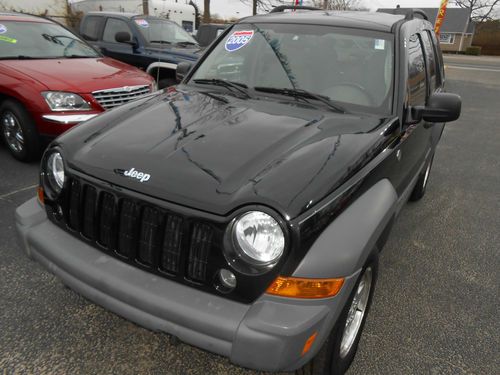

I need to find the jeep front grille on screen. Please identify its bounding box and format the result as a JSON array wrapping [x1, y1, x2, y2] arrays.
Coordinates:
[[92, 85, 151, 110], [62, 177, 214, 283]]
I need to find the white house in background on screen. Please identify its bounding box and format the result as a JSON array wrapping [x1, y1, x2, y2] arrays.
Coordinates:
[[71, 0, 197, 32], [0, 0, 68, 24]]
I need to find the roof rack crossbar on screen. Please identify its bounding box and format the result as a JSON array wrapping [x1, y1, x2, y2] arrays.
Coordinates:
[[270, 5, 322, 13], [377, 8, 428, 21]]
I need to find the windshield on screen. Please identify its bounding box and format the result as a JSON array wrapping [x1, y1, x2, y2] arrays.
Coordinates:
[[134, 18, 198, 46], [189, 23, 394, 114], [0, 21, 99, 59]]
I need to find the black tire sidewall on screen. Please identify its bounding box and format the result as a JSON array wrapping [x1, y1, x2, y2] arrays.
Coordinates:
[[0, 99, 40, 161], [329, 254, 379, 375], [409, 154, 434, 201]]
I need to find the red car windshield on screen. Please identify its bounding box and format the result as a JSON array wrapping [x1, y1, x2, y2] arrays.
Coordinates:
[[0, 20, 99, 59]]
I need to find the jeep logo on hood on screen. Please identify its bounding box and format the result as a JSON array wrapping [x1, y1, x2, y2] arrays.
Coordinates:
[[115, 167, 151, 183]]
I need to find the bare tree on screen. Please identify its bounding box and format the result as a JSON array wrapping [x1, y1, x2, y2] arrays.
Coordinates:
[[311, 0, 362, 10], [453, 0, 500, 21]]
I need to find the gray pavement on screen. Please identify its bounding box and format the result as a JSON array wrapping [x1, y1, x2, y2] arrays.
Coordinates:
[[0, 56, 499, 374]]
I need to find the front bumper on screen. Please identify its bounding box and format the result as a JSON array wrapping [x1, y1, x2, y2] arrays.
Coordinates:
[[15, 198, 358, 372]]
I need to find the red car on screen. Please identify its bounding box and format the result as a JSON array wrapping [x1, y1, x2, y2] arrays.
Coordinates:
[[0, 13, 156, 161]]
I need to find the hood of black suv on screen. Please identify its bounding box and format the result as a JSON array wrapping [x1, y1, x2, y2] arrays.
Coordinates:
[[146, 45, 202, 62], [58, 88, 392, 218]]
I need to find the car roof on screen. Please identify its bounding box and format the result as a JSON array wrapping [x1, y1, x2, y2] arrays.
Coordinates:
[[86, 11, 169, 22], [0, 12, 53, 23], [240, 10, 405, 33]]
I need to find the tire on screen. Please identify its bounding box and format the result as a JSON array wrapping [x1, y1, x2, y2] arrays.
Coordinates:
[[158, 78, 177, 89], [297, 255, 378, 375], [409, 155, 434, 202], [0, 99, 41, 162]]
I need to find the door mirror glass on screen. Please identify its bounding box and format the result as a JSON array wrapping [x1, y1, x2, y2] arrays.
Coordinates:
[[414, 93, 462, 123], [115, 31, 132, 44]]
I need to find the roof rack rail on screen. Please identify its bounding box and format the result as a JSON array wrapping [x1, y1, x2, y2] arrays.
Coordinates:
[[270, 5, 322, 13], [377, 8, 429, 21]]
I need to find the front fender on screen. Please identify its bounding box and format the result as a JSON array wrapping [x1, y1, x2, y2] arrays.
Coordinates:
[[293, 179, 398, 278]]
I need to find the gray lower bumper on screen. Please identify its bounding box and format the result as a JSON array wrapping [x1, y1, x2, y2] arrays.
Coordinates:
[[15, 198, 357, 372]]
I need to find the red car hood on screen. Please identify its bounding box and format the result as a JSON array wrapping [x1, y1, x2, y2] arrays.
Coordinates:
[[4, 57, 152, 93]]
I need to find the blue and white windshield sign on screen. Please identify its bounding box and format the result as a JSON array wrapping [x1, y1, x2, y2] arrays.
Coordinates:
[[225, 30, 254, 52]]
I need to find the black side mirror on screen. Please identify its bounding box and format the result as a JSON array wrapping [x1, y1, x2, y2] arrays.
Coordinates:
[[176, 62, 192, 83], [115, 31, 133, 44], [414, 93, 462, 123]]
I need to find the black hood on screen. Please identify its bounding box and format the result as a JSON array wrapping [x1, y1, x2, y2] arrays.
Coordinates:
[[145, 45, 202, 61], [58, 88, 392, 218]]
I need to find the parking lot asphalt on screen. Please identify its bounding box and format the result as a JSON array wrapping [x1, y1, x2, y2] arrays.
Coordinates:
[[0, 55, 499, 375]]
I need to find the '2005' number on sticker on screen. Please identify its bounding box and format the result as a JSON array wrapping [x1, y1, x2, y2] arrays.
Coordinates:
[[225, 31, 254, 52]]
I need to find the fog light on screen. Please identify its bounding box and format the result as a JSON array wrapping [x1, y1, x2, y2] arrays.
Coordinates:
[[216, 269, 237, 293]]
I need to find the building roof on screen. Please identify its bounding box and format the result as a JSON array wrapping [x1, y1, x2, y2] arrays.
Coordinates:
[[241, 11, 405, 33], [378, 8, 475, 34]]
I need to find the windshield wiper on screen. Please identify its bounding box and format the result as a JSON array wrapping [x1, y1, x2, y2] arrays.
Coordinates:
[[193, 78, 251, 99], [176, 41, 198, 47], [254, 87, 345, 113], [0, 55, 39, 60], [65, 55, 96, 58], [150, 40, 172, 45]]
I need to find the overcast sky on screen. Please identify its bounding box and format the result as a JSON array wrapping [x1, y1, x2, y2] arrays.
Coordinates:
[[200, 0, 451, 19]]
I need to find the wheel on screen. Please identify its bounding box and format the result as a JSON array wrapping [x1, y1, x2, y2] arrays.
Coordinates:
[[409, 155, 434, 201], [297, 255, 378, 375], [158, 78, 177, 89], [0, 99, 41, 162]]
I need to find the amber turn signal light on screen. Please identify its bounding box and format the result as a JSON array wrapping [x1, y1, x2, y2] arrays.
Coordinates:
[[37, 186, 45, 205], [266, 276, 344, 299], [302, 332, 318, 356]]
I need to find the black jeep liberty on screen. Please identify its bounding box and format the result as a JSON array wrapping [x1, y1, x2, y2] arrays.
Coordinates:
[[17, 7, 461, 375]]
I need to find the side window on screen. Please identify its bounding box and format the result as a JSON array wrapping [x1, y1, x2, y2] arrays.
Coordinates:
[[407, 34, 427, 106], [103, 18, 132, 43], [429, 30, 445, 86], [81, 16, 101, 41], [421, 31, 437, 92]]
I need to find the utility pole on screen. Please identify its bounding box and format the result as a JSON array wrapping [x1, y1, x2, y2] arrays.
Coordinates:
[[142, 0, 149, 15], [253, 0, 257, 15]]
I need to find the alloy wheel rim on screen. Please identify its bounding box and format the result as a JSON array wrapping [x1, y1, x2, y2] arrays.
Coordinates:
[[2, 112, 24, 153], [339, 267, 372, 359]]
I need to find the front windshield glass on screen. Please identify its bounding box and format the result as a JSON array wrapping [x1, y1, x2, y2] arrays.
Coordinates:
[[0, 21, 99, 59], [190, 23, 394, 114], [134, 18, 198, 46]]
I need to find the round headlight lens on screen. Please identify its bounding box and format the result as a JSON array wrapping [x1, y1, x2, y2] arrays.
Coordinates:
[[233, 211, 285, 265], [46, 152, 65, 193]]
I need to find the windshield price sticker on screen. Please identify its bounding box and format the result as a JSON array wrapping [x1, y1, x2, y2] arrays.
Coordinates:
[[225, 30, 254, 52], [374, 39, 385, 50], [0, 35, 16, 44], [135, 19, 149, 28], [0, 24, 7, 34]]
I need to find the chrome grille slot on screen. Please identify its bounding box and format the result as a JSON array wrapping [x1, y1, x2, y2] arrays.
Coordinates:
[[92, 85, 151, 110]]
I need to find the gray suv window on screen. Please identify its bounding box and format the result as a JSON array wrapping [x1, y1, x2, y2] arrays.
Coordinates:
[[103, 18, 132, 43], [407, 34, 427, 106], [81, 16, 101, 41]]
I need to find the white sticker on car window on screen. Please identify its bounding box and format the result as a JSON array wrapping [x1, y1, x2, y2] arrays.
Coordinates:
[[135, 19, 149, 28], [0, 24, 7, 34], [374, 39, 385, 50], [225, 30, 254, 52]]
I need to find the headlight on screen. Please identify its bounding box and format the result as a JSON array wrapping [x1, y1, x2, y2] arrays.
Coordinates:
[[45, 151, 65, 195], [232, 211, 285, 268], [42, 92, 91, 111], [151, 81, 158, 92]]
